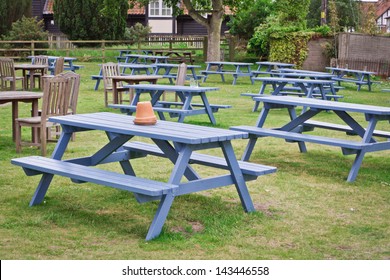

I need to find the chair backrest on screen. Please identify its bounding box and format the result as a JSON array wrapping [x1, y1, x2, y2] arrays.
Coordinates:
[[53, 57, 65, 75], [40, 75, 71, 120], [32, 55, 49, 66], [102, 62, 121, 90], [175, 63, 187, 86], [0, 57, 15, 79], [59, 71, 80, 114]]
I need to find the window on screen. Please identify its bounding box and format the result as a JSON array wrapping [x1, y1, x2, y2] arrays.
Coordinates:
[[149, 0, 172, 17]]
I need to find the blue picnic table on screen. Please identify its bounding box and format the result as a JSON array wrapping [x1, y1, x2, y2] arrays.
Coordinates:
[[108, 84, 231, 124], [201, 61, 254, 85], [231, 95, 390, 182], [152, 63, 202, 84], [29, 56, 83, 74], [251, 61, 295, 82], [326, 67, 378, 91], [246, 77, 339, 111], [11, 112, 276, 240], [124, 54, 169, 64]]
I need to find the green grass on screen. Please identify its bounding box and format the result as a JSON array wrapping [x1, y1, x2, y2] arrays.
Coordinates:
[[1, 62, 390, 260]]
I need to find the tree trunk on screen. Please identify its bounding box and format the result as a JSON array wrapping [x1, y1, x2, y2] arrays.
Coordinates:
[[207, 11, 223, 61], [182, 0, 224, 61]]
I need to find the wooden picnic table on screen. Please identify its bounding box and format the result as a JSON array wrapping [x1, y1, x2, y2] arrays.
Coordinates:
[[92, 63, 155, 90], [151, 50, 194, 64], [231, 95, 390, 182], [326, 67, 377, 91], [14, 64, 48, 90], [11, 112, 276, 240], [108, 75, 162, 104], [0, 91, 42, 142], [201, 61, 254, 85], [108, 84, 231, 124]]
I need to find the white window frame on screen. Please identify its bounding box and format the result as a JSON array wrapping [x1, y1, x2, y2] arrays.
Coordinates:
[[149, 0, 172, 17]]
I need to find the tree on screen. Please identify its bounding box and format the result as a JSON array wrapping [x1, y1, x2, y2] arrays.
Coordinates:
[[307, 0, 360, 31], [227, 0, 274, 40], [274, 0, 311, 29], [130, 0, 246, 61], [53, 0, 128, 41], [0, 0, 31, 36], [1, 16, 49, 57], [124, 23, 152, 50]]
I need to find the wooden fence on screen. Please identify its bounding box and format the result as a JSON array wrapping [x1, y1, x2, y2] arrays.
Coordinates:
[[0, 35, 232, 62]]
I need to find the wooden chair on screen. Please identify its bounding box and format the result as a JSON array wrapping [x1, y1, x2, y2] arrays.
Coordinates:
[[53, 57, 65, 75], [15, 75, 71, 156], [0, 57, 25, 90], [173, 62, 187, 101], [30, 55, 49, 89], [53, 71, 80, 141], [101, 62, 129, 107]]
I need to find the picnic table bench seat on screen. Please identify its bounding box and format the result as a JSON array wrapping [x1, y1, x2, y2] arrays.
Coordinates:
[[110, 101, 231, 118], [230, 126, 368, 152], [241, 92, 343, 101], [11, 156, 178, 197], [303, 120, 390, 139], [123, 141, 276, 177], [157, 101, 231, 111]]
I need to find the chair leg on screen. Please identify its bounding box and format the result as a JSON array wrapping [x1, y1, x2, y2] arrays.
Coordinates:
[[15, 121, 22, 153], [40, 125, 47, 157]]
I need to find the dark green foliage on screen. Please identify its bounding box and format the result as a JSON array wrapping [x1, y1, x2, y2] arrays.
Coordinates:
[[307, 0, 360, 31], [0, 0, 31, 36], [227, 0, 274, 40], [1, 16, 49, 57], [2, 16, 48, 41], [274, 0, 311, 29], [53, 0, 128, 41], [124, 23, 152, 50]]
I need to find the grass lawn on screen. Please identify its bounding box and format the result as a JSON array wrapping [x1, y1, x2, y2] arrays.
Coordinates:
[[1, 61, 389, 260]]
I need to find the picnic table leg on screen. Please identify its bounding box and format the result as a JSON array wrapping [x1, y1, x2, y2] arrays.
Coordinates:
[[242, 106, 270, 161], [347, 150, 366, 182], [29, 131, 73, 206], [145, 193, 175, 240], [200, 93, 217, 125], [143, 144, 195, 240], [221, 141, 255, 212], [287, 107, 307, 153]]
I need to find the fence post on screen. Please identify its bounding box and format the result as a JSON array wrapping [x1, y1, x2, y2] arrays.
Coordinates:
[[31, 41, 35, 57], [203, 36, 208, 61], [102, 40, 106, 62], [169, 38, 173, 50], [228, 36, 236, 61]]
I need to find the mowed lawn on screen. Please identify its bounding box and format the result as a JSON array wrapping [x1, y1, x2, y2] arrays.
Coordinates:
[[1, 61, 389, 260]]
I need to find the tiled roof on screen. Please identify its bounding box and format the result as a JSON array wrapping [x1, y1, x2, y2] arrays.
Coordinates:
[[43, 0, 53, 14]]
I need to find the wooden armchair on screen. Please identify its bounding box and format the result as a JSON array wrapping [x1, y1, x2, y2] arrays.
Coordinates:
[[101, 62, 129, 107], [15, 75, 71, 156], [0, 57, 25, 90]]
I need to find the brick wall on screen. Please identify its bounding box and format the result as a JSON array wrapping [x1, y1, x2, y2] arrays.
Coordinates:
[[302, 37, 333, 72]]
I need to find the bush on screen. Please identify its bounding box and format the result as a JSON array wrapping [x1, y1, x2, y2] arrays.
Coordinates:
[[1, 16, 48, 57]]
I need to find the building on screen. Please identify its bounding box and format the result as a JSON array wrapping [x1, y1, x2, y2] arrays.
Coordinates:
[[32, 0, 231, 38]]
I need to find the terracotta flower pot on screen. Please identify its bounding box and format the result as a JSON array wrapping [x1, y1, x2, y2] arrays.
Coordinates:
[[133, 101, 157, 125]]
